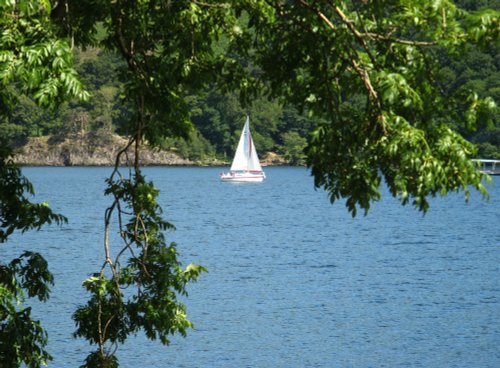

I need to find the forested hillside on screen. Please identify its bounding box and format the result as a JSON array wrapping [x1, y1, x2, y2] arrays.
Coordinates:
[[2, 0, 499, 163], [3, 46, 317, 164], [2, 1, 499, 367]]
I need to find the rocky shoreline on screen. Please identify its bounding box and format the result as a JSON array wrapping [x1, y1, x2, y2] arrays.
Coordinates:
[[12, 134, 288, 167], [12, 134, 194, 166]]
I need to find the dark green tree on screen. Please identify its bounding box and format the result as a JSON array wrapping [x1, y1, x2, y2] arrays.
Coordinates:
[[1, 1, 87, 366], [0, 139, 67, 367], [237, 0, 498, 215], [1, 1, 499, 368], [53, 1, 237, 366], [281, 131, 307, 165]]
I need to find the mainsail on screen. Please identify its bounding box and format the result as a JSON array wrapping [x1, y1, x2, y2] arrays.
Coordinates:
[[230, 116, 263, 172], [220, 116, 266, 182]]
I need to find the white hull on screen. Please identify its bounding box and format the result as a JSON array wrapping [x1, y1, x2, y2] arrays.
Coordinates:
[[220, 171, 266, 183]]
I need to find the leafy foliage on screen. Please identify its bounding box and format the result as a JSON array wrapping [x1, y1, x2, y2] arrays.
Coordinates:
[[72, 155, 206, 367], [0, 143, 67, 241], [236, 0, 498, 215], [5, 3, 499, 165], [0, 0, 89, 114], [0, 141, 66, 367], [0, 250, 55, 368], [0, 1, 84, 367], [0, 1, 499, 368], [58, 1, 227, 365]]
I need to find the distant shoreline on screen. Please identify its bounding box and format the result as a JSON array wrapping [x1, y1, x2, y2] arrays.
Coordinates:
[[12, 134, 290, 167]]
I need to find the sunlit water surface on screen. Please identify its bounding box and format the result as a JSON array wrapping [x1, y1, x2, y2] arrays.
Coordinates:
[[4, 167, 499, 367]]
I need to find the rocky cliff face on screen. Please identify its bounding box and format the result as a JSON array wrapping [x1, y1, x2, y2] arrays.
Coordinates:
[[12, 133, 289, 167], [261, 151, 288, 166], [12, 134, 194, 166]]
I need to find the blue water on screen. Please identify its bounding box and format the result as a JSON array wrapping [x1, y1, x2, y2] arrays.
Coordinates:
[[4, 167, 499, 367]]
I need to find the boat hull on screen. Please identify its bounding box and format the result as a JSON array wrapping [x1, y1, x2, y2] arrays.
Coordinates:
[[220, 171, 266, 183]]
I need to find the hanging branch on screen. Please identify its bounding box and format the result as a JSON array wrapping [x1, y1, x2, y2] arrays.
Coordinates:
[[296, 1, 380, 107]]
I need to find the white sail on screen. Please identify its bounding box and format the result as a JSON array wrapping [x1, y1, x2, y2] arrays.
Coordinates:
[[220, 116, 265, 182], [230, 117, 263, 172]]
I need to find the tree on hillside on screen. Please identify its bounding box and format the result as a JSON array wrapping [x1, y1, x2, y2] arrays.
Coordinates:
[[1, 1, 499, 368]]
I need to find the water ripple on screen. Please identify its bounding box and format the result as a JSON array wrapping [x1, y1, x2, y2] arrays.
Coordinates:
[[4, 167, 499, 368]]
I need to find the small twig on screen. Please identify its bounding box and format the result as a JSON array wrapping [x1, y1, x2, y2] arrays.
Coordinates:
[[296, 2, 379, 105], [192, 0, 230, 9], [101, 314, 116, 352], [350, 57, 378, 101], [298, 0, 337, 31], [109, 137, 136, 182], [97, 295, 104, 359], [333, 6, 378, 66], [360, 32, 436, 46], [137, 215, 150, 260], [442, 7, 447, 31]]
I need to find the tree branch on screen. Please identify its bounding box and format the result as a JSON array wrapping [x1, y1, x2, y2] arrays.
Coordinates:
[[359, 31, 436, 46], [191, 0, 230, 8]]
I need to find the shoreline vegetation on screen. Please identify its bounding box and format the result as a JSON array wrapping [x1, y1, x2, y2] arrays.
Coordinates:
[[12, 133, 290, 167], [1, 1, 498, 367]]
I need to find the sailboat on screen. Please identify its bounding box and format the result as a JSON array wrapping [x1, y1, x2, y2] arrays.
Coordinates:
[[220, 116, 266, 182]]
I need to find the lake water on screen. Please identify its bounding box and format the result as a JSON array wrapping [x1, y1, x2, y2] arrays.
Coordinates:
[[4, 167, 499, 367]]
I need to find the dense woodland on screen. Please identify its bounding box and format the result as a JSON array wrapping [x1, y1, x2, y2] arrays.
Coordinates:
[[1, 0, 499, 163], [1, 1, 500, 368], [3, 43, 318, 164]]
